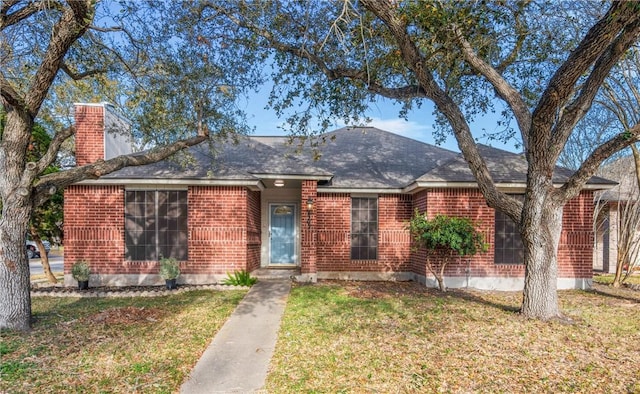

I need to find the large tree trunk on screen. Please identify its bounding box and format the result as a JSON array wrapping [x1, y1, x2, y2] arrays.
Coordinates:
[[0, 110, 35, 331], [521, 191, 563, 320], [0, 206, 33, 331]]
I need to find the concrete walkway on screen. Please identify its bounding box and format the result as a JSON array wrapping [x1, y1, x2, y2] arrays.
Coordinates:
[[180, 279, 292, 393]]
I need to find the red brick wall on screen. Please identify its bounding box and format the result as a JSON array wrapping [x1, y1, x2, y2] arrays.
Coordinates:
[[421, 189, 499, 278], [65, 185, 259, 278], [410, 189, 594, 280], [316, 193, 350, 271], [558, 191, 594, 278], [74, 104, 104, 166], [301, 181, 318, 274], [246, 190, 262, 272], [64, 185, 126, 274], [188, 186, 250, 274], [315, 193, 412, 272]]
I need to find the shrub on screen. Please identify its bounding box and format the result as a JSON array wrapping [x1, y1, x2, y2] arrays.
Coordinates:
[[408, 212, 487, 291], [222, 270, 257, 287], [71, 261, 91, 282], [158, 257, 181, 280]]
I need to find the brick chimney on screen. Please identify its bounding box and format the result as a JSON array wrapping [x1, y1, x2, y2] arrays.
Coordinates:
[[74, 103, 132, 166]]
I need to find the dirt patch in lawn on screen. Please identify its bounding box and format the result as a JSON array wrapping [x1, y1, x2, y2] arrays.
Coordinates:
[[343, 280, 431, 299]]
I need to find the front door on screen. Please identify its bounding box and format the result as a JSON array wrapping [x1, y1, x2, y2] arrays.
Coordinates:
[[269, 204, 297, 265]]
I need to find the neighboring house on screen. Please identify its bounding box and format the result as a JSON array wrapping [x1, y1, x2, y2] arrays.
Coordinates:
[[64, 103, 614, 290], [593, 155, 640, 273]]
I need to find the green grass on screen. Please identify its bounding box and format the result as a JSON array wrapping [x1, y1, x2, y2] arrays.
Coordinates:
[[594, 272, 640, 285], [266, 281, 640, 393], [1, 289, 247, 394]]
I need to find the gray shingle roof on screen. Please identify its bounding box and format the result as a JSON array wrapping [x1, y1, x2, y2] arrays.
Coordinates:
[[256, 127, 458, 189], [417, 144, 615, 185], [101, 127, 614, 190]]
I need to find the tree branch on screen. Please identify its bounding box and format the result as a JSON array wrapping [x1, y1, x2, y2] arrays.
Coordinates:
[[209, 3, 427, 101], [34, 125, 74, 175], [549, 17, 640, 160], [60, 62, 107, 80], [559, 122, 640, 201], [25, 1, 94, 116], [452, 24, 531, 150], [0, 0, 62, 30], [532, 2, 640, 138], [32, 134, 208, 206], [0, 73, 25, 108]]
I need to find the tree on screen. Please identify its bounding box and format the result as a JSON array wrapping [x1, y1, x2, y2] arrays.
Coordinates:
[[0, 1, 259, 330], [409, 213, 487, 292], [204, 1, 640, 319]]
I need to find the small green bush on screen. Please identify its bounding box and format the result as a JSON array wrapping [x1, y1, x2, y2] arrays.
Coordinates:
[[222, 270, 257, 287], [408, 212, 487, 291], [71, 261, 91, 281], [158, 257, 181, 280]]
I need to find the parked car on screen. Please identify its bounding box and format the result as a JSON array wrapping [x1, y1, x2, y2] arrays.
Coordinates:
[[26, 239, 51, 259]]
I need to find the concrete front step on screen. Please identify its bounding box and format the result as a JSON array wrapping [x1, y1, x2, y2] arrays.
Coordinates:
[[252, 268, 300, 280]]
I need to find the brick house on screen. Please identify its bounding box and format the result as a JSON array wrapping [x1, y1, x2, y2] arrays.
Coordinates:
[[64, 103, 614, 289]]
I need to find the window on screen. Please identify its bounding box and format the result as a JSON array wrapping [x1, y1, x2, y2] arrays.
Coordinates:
[[351, 197, 378, 260], [125, 190, 188, 261], [494, 195, 524, 265]]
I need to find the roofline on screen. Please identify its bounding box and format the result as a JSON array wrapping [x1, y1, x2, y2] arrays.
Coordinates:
[[317, 187, 404, 194], [75, 178, 265, 191], [404, 181, 616, 193], [251, 173, 333, 181]]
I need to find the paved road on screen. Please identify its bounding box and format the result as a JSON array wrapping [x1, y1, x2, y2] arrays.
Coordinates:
[[29, 253, 64, 275]]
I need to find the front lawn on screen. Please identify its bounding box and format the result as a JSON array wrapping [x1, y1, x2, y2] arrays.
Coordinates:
[[267, 281, 640, 393], [1, 289, 247, 394]]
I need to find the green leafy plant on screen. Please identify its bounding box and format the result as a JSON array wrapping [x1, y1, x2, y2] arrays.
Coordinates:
[[71, 261, 91, 282], [222, 270, 257, 287], [158, 257, 181, 280], [408, 212, 488, 292]]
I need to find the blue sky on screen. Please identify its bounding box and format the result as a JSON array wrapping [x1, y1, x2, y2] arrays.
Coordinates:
[[243, 86, 521, 154]]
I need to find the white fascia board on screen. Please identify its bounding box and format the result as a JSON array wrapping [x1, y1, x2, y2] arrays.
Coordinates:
[[76, 178, 265, 191], [581, 183, 617, 190], [405, 180, 615, 193], [251, 173, 333, 181], [317, 187, 404, 194]]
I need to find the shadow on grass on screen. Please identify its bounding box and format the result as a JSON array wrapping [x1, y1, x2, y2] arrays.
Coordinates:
[[439, 287, 522, 314], [589, 284, 640, 304], [319, 280, 522, 315]]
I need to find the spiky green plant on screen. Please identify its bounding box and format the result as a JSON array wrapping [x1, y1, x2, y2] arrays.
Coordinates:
[[222, 270, 257, 286]]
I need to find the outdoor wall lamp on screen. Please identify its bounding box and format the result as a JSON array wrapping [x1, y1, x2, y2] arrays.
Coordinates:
[[306, 198, 314, 228]]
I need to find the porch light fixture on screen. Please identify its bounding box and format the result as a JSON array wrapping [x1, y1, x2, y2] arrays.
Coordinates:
[[274, 179, 285, 187], [306, 198, 314, 228]]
